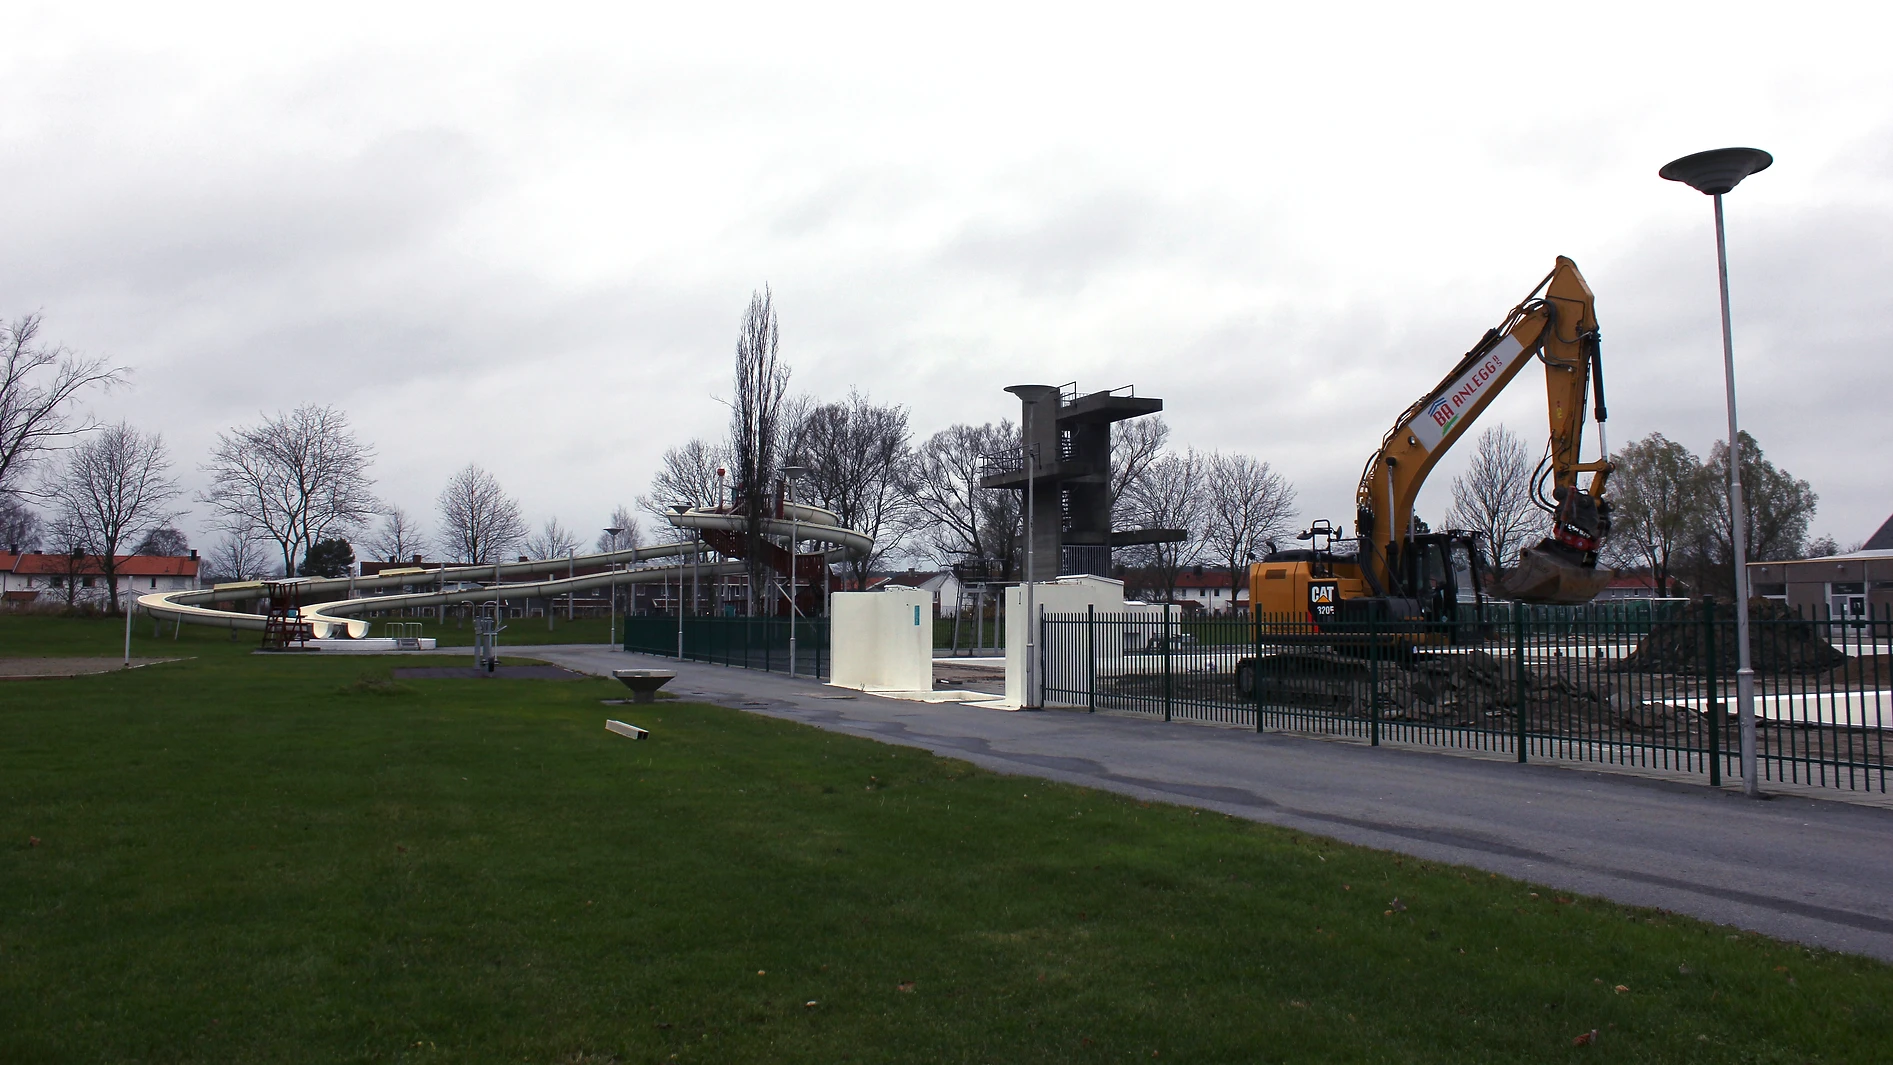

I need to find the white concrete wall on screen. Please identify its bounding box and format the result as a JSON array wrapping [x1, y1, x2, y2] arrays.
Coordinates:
[[1005, 575, 1126, 707], [829, 587, 933, 692]]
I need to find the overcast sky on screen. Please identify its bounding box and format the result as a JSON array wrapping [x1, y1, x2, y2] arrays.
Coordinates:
[[6, 2, 1889, 558]]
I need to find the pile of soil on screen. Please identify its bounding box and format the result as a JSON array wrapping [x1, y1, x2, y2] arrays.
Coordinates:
[[1364, 650, 1647, 731], [1618, 598, 1847, 675]]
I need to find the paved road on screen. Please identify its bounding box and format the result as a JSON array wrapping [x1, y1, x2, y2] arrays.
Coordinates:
[[536, 645, 1893, 963]]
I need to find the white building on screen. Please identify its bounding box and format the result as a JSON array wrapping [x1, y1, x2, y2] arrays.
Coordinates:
[[0, 551, 202, 609]]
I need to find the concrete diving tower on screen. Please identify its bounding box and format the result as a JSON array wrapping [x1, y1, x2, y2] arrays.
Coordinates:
[[980, 383, 1186, 583]]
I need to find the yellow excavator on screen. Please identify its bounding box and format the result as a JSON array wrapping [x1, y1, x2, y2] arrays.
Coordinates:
[[1246, 256, 1615, 643]]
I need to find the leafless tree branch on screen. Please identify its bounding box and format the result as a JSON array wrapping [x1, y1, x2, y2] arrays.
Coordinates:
[[435, 464, 527, 564], [199, 404, 377, 577], [42, 422, 184, 612], [0, 314, 125, 502]]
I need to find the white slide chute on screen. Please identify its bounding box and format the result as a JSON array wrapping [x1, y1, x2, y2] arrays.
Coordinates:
[[137, 501, 871, 639]]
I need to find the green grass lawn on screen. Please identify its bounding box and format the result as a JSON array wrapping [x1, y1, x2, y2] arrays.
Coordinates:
[[3, 615, 1890, 1063]]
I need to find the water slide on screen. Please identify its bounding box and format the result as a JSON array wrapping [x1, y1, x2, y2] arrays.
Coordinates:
[[137, 501, 871, 639]]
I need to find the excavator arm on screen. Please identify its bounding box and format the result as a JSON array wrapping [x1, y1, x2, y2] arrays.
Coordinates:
[[1352, 256, 1613, 605]]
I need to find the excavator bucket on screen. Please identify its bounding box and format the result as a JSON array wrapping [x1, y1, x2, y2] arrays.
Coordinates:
[[1490, 542, 1613, 605]]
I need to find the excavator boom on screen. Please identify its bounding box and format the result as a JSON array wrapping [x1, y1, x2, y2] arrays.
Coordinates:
[[1352, 256, 1613, 605]]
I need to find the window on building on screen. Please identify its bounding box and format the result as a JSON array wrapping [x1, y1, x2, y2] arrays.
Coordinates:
[[82, 577, 96, 588]]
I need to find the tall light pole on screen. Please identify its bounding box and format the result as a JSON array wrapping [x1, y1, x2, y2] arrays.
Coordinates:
[[783, 465, 808, 678], [1661, 146, 1773, 798], [604, 526, 623, 649]]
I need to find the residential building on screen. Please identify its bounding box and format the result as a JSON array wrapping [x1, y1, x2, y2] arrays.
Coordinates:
[[0, 551, 201, 609], [881, 570, 965, 617], [1159, 568, 1250, 614], [1594, 572, 1687, 601]]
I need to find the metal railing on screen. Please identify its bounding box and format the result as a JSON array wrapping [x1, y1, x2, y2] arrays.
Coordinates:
[[1039, 604, 1889, 793], [622, 615, 829, 680]]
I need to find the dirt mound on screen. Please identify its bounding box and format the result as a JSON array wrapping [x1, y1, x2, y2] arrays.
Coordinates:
[[1618, 598, 1846, 675]]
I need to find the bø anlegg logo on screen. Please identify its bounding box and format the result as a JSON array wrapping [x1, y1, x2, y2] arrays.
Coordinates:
[[1428, 398, 1455, 429]]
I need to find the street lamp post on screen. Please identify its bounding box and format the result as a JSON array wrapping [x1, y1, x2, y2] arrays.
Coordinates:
[[604, 527, 623, 648], [1661, 146, 1773, 799], [782, 465, 808, 678]]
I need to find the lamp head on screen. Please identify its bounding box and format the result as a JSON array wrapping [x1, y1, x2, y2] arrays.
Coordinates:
[[1660, 147, 1773, 195]]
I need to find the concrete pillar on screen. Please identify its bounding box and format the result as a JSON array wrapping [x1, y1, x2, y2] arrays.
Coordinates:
[[1006, 384, 1063, 585]]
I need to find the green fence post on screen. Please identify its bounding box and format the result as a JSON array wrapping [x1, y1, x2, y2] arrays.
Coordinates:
[[1704, 600, 1721, 787], [1513, 602, 1528, 763], [1086, 605, 1097, 714], [1162, 605, 1173, 723], [1369, 608, 1380, 747], [1253, 611, 1265, 733], [1037, 612, 1052, 711]]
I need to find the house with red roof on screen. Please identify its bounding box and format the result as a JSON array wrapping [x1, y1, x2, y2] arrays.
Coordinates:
[[0, 551, 201, 609]]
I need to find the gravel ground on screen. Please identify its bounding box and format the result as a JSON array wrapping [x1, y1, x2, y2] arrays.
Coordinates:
[[0, 657, 179, 679]]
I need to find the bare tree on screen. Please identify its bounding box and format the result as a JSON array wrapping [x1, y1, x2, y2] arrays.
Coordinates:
[[728, 286, 792, 612], [0, 496, 41, 551], [44, 509, 92, 607], [786, 389, 913, 590], [365, 505, 430, 563], [1119, 449, 1208, 603], [1202, 451, 1298, 614], [908, 421, 1022, 579], [525, 516, 582, 560], [134, 527, 189, 556], [203, 525, 275, 583], [1445, 425, 1539, 571], [0, 315, 124, 502], [42, 422, 183, 612], [1606, 432, 1712, 595], [1110, 415, 1170, 510], [638, 439, 731, 518], [596, 505, 644, 552], [200, 404, 378, 578], [436, 464, 527, 563]]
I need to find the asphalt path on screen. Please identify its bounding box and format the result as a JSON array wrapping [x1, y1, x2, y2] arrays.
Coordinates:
[[532, 645, 1893, 963]]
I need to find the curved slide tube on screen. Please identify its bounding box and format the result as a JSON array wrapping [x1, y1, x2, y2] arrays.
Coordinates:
[[137, 501, 872, 639], [666, 502, 874, 559]]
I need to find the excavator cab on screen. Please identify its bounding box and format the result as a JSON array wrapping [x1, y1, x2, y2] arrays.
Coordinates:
[[1394, 532, 1493, 641]]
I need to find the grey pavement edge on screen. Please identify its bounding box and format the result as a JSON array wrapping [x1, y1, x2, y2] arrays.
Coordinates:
[[523, 645, 1893, 964]]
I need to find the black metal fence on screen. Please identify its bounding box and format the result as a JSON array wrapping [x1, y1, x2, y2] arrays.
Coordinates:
[[622, 615, 829, 679], [1040, 604, 1890, 794]]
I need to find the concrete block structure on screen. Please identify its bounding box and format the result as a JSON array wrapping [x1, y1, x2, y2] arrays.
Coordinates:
[[829, 587, 933, 692], [1004, 574, 1126, 708]]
